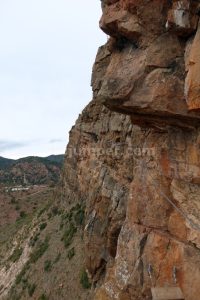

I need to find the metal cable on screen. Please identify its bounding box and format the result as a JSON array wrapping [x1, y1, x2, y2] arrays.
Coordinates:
[[148, 172, 200, 232]]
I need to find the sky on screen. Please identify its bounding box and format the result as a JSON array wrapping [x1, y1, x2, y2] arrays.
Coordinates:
[[0, 0, 106, 159]]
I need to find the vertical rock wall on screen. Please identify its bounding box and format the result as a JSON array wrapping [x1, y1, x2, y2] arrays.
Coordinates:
[[62, 1, 200, 299]]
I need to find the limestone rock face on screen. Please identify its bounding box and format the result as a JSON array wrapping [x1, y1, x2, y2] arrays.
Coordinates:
[[94, 127, 200, 300], [185, 22, 200, 110], [62, 1, 200, 299], [98, 0, 200, 126], [166, 0, 199, 36]]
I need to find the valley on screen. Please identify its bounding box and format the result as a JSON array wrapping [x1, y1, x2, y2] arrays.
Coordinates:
[[0, 156, 90, 300]]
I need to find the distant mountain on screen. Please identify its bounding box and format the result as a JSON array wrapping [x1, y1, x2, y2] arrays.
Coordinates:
[[0, 154, 64, 185], [0, 156, 14, 170], [45, 154, 65, 164]]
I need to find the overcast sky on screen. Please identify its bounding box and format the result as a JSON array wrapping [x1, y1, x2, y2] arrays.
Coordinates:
[[0, 0, 106, 159]]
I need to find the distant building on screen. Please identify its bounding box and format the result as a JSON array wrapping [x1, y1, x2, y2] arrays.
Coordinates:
[[5, 186, 30, 192]]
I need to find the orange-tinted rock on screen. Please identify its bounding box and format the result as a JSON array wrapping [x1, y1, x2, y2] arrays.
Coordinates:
[[185, 22, 200, 110], [100, 7, 143, 43], [98, 0, 200, 127], [168, 211, 188, 241], [61, 1, 200, 299], [100, 0, 171, 47]]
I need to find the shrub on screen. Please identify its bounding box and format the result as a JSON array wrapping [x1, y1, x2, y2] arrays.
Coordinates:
[[39, 222, 47, 231], [74, 208, 85, 226], [15, 263, 30, 285], [30, 237, 49, 263], [29, 232, 40, 247], [44, 260, 52, 272], [20, 211, 26, 218], [38, 293, 48, 300], [22, 277, 28, 290], [61, 223, 77, 248], [80, 269, 91, 289], [9, 248, 23, 263], [67, 248, 75, 260], [28, 283, 36, 297], [61, 211, 73, 223]]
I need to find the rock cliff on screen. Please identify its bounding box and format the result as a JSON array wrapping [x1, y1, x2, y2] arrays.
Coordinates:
[[62, 1, 200, 299]]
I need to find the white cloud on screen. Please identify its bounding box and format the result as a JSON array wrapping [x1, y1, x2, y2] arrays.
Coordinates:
[[0, 140, 26, 152], [0, 0, 106, 159]]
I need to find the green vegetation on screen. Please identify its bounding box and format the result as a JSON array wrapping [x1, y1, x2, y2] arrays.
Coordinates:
[[19, 211, 26, 218], [45, 154, 64, 164], [60, 203, 85, 250], [39, 222, 47, 231], [0, 156, 14, 170], [74, 206, 85, 226], [67, 248, 75, 260], [80, 269, 91, 289], [15, 263, 30, 285], [0, 154, 64, 185], [38, 293, 48, 300], [21, 277, 28, 290], [1, 195, 86, 299], [28, 283, 36, 297], [44, 259, 52, 272], [0, 185, 59, 299], [29, 232, 40, 247], [30, 237, 49, 263], [9, 247, 23, 263], [15, 237, 50, 286], [61, 223, 77, 248]]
